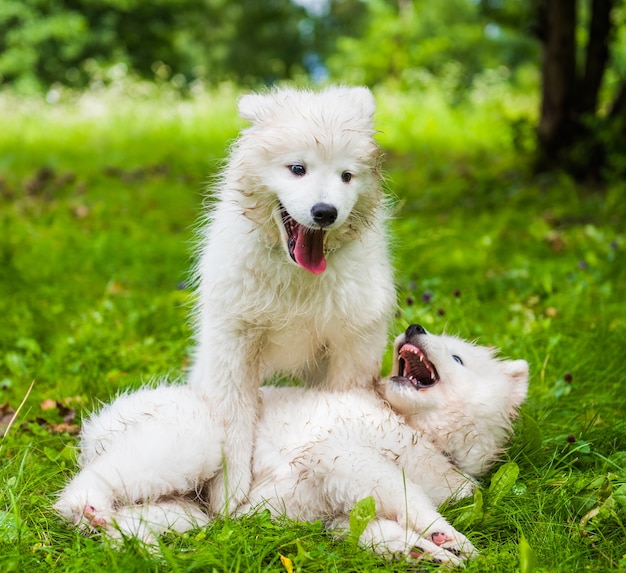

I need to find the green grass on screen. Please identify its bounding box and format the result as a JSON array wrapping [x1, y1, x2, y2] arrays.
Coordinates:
[[1, 83, 625, 572]]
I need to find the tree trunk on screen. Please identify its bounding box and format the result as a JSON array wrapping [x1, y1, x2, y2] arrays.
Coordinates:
[[609, 80, 626, 123], [537, 0, 578, 166], [578, 0, 614, 116]]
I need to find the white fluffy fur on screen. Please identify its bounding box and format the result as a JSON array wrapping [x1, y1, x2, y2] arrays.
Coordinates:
[[55, 327, 528, 564], [54, 385, 223, 537], [188, 86, 395, 510]]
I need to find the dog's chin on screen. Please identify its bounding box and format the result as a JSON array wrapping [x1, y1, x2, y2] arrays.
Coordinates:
[[389, 374, 435, 388], [275, 204, 327, 274], [384, 378, 428, 415]]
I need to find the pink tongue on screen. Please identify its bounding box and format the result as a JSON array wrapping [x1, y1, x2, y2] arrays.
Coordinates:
[[294, 227, 326, 274]]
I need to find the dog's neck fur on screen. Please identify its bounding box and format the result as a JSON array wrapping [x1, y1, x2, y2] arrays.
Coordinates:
[[374, 381, 515, 478], [405, 408, 515, 477]]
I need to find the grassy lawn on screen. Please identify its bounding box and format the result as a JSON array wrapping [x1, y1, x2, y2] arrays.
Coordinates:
[[0, 85, 625, 572]]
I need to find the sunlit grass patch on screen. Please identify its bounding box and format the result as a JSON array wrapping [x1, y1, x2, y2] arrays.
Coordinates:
[[0, 84, 243, 180]]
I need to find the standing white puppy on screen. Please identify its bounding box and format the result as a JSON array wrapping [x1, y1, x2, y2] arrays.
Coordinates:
[[189, 87, 395, 511]]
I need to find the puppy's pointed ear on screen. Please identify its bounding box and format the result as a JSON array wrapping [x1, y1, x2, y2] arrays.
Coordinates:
[[327, 86, 376, 126], [502, 359, 529, 410], [347, 86, 376, 119], [238, 93, 273, 125]]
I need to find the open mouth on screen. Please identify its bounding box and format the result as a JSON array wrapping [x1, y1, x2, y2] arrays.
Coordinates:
[[280, 203, 326, 274], [394, 342, 440, 390]]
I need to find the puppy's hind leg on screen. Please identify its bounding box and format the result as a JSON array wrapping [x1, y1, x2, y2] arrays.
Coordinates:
[[55, 385, 225, 529]]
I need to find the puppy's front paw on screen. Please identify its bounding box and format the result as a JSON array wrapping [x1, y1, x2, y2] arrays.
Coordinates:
[[406, 534, 465, 566], [426, 526, 477, 560], [431, 531, 449, 546], [373, 526, 467, 566]]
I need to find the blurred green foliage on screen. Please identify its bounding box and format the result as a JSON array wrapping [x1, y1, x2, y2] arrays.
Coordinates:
[[327, 0, 537, 92], [0, 0, 539, 94], [2, 0, 625, 120], [0, 0, 313, 92]]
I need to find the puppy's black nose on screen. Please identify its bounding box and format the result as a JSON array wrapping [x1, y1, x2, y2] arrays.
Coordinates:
[[405, 324, 427, 338], [311, 203, 338, 227]]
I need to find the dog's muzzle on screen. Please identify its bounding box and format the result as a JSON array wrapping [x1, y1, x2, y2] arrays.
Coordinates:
[[280, 203, 327, 274]]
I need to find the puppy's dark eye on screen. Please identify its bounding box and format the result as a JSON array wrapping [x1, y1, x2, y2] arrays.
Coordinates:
[[289, 164, 306, 176], [452, 355, 463, 365], [341, 171, 352, 183]]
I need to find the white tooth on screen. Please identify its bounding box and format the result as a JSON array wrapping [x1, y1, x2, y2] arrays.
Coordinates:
[[419, 355, 423, 362], [431, 372, 435, 379]]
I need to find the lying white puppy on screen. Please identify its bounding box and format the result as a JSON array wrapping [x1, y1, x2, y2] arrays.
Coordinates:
[[55, 325, 528, 564]]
